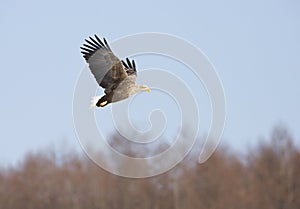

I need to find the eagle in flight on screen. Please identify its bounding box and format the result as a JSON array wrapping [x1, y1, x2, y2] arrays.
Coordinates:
[[80, 35, 150, 108]]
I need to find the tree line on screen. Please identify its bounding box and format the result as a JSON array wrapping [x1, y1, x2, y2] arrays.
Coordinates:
[[0, 127, 299, 209]]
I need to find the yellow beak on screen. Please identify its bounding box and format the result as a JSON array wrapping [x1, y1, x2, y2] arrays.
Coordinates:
[[146, 87, 151, 92]]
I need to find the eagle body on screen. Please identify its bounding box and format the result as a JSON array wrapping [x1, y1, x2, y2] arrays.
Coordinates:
[[80, 35, 150, 107]]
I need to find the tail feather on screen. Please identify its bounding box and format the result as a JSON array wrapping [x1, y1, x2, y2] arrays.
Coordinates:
[[90, 96, 102, 109]]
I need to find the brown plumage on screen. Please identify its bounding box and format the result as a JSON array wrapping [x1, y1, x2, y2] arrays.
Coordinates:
[[80, 35, 150, 107]]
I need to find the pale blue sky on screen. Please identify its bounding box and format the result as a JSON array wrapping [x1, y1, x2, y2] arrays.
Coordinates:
[[1, 0, 300, 165]]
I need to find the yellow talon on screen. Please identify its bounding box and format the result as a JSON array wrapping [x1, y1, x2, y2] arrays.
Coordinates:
[[100, 101, 107, 106]]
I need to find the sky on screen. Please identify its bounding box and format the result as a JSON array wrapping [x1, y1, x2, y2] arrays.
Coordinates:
[[0, 0, 300, 166]]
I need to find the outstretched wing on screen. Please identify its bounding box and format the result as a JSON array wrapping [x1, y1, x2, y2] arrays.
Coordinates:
[[80, 35, 128, 91], [122, 57, 137, 77]]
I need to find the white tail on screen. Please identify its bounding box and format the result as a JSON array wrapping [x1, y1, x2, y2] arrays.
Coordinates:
[[89, 96, 102, 109]]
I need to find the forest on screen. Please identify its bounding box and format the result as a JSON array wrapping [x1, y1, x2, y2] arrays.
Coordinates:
[[0, 127, 299, 209]]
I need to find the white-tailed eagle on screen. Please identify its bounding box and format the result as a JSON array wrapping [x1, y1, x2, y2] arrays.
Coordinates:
[[80, 35, 150, 107]]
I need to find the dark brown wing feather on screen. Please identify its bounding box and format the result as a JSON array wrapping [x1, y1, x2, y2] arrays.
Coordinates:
[[80, 35, 128, 92], [122, 57, 137, 76]]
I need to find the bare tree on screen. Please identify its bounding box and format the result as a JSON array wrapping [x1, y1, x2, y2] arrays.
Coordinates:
[[0, 127, 299, 209]]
